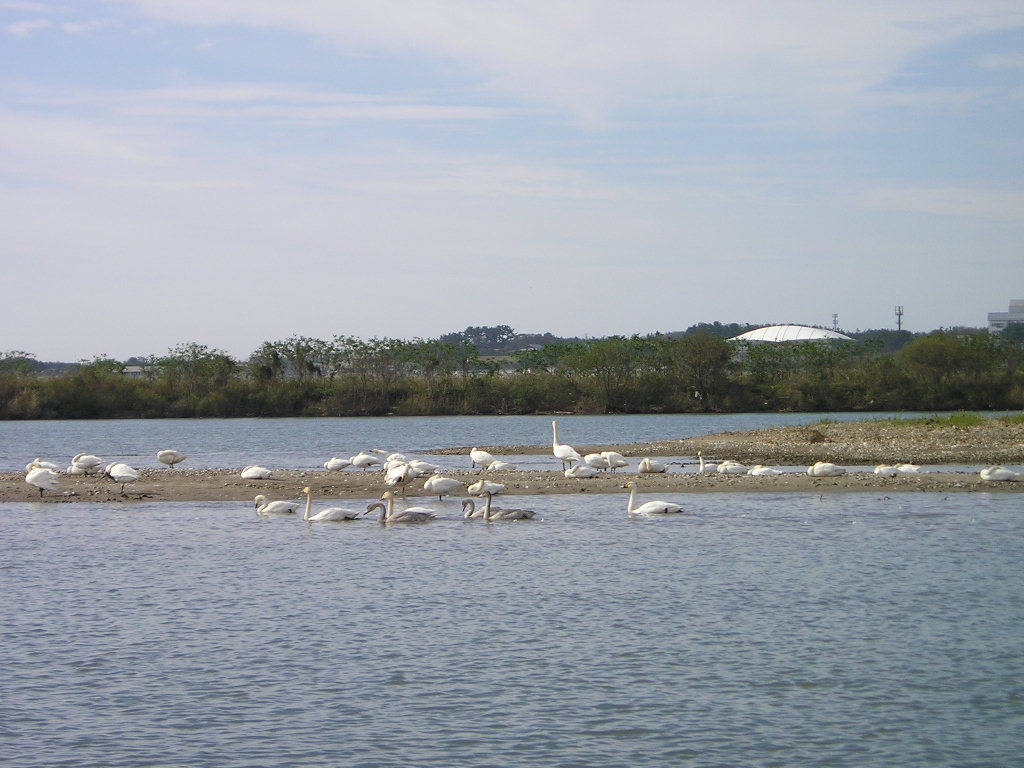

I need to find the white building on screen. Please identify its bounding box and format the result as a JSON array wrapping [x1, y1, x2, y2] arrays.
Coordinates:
[[988, 300, 1024, 332]]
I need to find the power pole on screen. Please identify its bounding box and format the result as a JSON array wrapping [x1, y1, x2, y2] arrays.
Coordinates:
[[895, 305, 904, 331], [832, 313, 839, 331]]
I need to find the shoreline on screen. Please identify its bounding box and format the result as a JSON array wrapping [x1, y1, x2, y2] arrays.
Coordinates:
[[3, 464, 1020, 504], [5, 418, 1022, 503]]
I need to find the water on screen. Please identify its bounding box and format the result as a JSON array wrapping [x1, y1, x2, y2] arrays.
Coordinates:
[[2, 491, 1023, 767], [0, 411, 969, 472]]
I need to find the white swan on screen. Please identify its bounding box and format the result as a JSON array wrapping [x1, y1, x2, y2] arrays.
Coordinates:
[[717, 460, 748, 475], [625, 481, 684, 516], [896, 463, 921, 474], [583, 453, 610, 471], [301, 486, 363, 521], [478, 491, 535, 521], [980, 466, 1020, 482], [384, 462, 416, 494], [26, 458, 60, 472], [369, 491, 436, 523], [746, 464, 780, 476], [467, 479, 505, 495], [601, 451, 629, 472], [807, 461, 846, 477], [637, 457, 668, 474], [241, 465, 272, 480], [551, 420, 582, 469], [254, 494, 300, 515], [323, 456, 351, 471], [470, 447, 494, 469], [697, 451, 717, 475], [105, 462, 140, 493], [565, 463, 599, 479], [25, 466, 60, 497], [874, 464, 900, 477], [156, 449, 186, 469], [71, 453, 103, 474], [424, 474, 463, 500], [408, 459, 440, 477], [486, 460, 517, 472], [350, 452, 383, 471]]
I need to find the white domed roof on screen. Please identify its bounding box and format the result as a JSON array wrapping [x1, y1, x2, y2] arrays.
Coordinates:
[[729, 325, 853, 342]]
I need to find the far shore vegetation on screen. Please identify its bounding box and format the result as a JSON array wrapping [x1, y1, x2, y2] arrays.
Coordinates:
[[2, 323, 1024, 419]]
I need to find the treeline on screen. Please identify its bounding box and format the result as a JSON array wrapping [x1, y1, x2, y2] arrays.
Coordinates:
[[2, 325, 1023, 419]]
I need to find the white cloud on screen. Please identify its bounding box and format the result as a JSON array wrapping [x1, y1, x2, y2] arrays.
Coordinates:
[[5, 17, 50, 35], [117, 0, 1024, 122]]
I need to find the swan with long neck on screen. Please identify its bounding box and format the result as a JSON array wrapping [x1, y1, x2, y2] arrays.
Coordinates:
[[369, 491, 436, 523], [551, 420, 582, 469], [301, 486, 363, 521], [479, 491, 535, 521], [254, 494, 300, 515], [697, 451, 717, 475], [625, 481, 684, 515]]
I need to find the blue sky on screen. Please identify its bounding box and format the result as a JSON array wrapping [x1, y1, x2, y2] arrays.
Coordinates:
[[3, 1, 1023, 361]]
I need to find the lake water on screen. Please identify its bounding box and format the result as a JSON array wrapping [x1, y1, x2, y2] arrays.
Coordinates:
[[2, 414, 1022, 766], [1, 491, 1022, 767], [0, 411, 974, 472]]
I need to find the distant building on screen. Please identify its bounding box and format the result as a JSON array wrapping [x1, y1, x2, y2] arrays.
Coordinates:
[[988, 300, 1024, 332], [728, 324, 853, 342]]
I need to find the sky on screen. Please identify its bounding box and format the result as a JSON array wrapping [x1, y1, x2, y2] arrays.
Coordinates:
[[2, 1, 1023, 362]]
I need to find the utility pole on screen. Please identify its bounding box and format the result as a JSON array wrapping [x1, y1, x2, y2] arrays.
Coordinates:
[[895, 305, 904, 331], [832, 313, 838, 332]]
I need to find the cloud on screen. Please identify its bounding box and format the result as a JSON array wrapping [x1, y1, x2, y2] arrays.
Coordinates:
[[118, 1, 1024, 123], [5, 17, 50, 35]]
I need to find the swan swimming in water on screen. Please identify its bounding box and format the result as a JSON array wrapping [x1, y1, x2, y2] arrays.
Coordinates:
[[551, 420, 582, 469], [301, 486, 363, 521], [476, 491, 536, 521], [368, 491, 436, 523], [254, 494, 300, 515], [625, 481, 684, 516]]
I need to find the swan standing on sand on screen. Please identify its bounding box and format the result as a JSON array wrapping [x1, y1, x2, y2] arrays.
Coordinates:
[[156, 449, 186, 469], [71, 453, 104, 474], [301, 486, 363, 521], [625, 481, 684, 516], [551, 420, 582, 469], [105, 462, 140, 494], [476, 491, 536, 521], [601, 451, 629, 472], [470, 448, 494, 470], [369, 491, 436, 523], [324, 457, 351, 471], [424, 474, 463, 500], [25, 466, 60, 497], [980, 466, 1020, 482], [254, 494, 300, 515], [350, 452, 383, 471]]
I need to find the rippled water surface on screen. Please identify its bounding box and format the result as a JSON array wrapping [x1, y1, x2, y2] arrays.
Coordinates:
[[2, 492, 1022, 767]]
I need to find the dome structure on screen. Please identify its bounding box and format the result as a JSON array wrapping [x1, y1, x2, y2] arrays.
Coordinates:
[[729, 325, 853, 343]]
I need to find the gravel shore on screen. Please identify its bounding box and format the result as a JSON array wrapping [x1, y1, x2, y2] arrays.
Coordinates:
[[4, 418, 1022, 503]]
